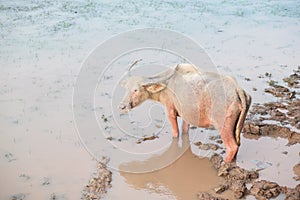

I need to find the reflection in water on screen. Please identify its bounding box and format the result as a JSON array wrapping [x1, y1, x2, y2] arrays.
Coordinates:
[[119, 134, 234, 199]]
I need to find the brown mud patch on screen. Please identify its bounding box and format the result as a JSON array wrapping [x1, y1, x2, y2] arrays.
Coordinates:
[[244, 67, 300, 144], [246, 67, 300, 131], [199, 154, 300, 200], [82, 158, 112, 200], [243, 123, 300, 145], [207, 153, 258, 199], [136, 135, 159, 144]]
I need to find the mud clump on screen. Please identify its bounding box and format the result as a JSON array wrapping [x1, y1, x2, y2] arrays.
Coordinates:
[[248, 99, 300, 130], [210, 154, 258, 199], [136, 135, 159, 144], [250, 180, 280, 199], [82, 158, 112, 200], [10, 193, 26, 200], [197, 192, 228, 200], [244, 67, 300, 144], [281, 184, 300, 200], [264, 81, 290, 98], [208, 154, 300, 199], [194, 141, 221, 151], [214, 184, 228, 194], [243, 122, 300, 145], [248, 67, 300, 131], [293, 163, 300, 181], [283, 67, 300, 88]]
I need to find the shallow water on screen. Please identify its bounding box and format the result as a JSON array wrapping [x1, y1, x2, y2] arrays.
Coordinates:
[[1, 0, 300, 199], [117, 135, 234, 200]]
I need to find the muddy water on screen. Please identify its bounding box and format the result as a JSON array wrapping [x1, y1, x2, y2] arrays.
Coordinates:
[[239, 137, 299, 187], [104, 134, 234, 200]]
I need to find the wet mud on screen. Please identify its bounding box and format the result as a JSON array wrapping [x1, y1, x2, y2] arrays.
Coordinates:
[[82, 158, 112, 200], [201, 153, 300, 200], [243, 123, 300, 145], [244, 68, 300, 185], [208, 153, 258, 199]]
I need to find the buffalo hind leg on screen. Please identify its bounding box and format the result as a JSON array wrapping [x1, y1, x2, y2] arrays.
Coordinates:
[[216, 112, 239, 163], [221, 126, 238, 163], [182, 120, 190, 134]]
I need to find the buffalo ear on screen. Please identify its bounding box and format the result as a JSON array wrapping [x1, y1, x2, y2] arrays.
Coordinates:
[[143, 83, 166, 93], [120, 79, 127, 88]]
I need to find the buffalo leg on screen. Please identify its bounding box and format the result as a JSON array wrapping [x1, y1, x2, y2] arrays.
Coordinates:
[[167, 109, 179, 138], [182, 120, 190, 134], [215, 109, 239, 163], [220, 126, 238, 163]]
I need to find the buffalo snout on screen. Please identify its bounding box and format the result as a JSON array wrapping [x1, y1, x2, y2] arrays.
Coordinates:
[[118, 102, 132, 113]]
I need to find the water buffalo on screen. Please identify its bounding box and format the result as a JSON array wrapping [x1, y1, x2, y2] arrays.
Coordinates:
[[119, 63, 251, 163]]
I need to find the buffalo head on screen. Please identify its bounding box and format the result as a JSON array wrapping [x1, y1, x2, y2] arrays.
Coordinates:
[[118, 76, 166, 113]]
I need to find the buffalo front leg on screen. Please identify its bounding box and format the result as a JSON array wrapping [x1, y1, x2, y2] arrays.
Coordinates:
[[182, 120, 190, 134], [167, 109, 179, 138]]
